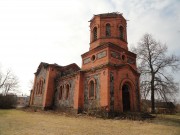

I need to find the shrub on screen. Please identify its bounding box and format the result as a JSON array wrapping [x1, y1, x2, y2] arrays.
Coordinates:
[[0, 94, 17, 109]]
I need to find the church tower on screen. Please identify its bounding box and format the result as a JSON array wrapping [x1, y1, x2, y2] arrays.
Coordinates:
[[81, 13, 140, 113], [82, 13, 137, 71]]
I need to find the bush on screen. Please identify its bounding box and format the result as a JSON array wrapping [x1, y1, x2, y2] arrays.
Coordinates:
[[0, 94, 17, 109]]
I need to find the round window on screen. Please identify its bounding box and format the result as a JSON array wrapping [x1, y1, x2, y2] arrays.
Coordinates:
[[91, 55, 96, 61]]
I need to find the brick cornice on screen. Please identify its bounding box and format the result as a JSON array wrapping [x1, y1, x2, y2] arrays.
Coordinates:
[[81, 42, 136, 58], [81, 62, 140, 76]]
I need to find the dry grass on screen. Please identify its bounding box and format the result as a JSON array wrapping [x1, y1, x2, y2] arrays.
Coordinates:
[[0, 109, 179, 135]]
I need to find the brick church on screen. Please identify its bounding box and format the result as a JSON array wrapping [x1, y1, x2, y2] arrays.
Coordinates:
[[29, 13, 141, 114]]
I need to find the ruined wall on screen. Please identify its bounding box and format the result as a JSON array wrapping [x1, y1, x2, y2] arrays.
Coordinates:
[[54, 76, 76, 112], [43, 67, 59, 108], [74, 71, 84, 112]]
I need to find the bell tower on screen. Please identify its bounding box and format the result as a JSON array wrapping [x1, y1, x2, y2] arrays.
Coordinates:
[[81, 12, 140, 113], [81, 12, 137, 71], [89, 12, 128, 50]]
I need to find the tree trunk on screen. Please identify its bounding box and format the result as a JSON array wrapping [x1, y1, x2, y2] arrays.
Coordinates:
[[151, 74, 155, 113]]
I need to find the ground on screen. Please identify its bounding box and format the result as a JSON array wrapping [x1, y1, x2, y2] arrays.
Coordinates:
[[0, 109, 179, 135]]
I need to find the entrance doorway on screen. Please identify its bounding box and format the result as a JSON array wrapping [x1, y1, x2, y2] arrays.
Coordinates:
[[122, 84, 130, 112]]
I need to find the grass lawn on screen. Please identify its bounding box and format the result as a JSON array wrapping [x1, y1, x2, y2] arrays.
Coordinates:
[[0, 109, 179, 135]]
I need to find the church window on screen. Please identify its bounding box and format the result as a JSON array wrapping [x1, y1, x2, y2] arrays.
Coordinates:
[[119, 26, 124, 39], [39, 82, 41, 94], [37, 83, 40, 95], [93, 27, 97, 41], [35, 84, 37, 95], [65, 84, 70, 100], [89, 80, 95, 99], [40, 80, 43, 94], [91, 55, 96, 61], [106, 23, 111, 37], [59, 86, 63, 100]]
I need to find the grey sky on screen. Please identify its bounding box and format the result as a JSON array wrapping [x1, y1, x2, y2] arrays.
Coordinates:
[[0, 0, 179, 99]]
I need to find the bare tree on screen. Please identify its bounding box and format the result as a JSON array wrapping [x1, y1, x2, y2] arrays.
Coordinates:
[[133, 33, 180, 113], [0, 69, 19, 95], [29, 79, 34, 88], [0, 70, 11, 89]]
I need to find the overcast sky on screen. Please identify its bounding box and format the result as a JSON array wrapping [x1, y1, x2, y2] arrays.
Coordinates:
[[0, 0, 180, 99]]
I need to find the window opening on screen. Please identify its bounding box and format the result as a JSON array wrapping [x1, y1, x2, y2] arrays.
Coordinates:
[[106, 23, 111, 37], [89, 81, 95, 98], [59, 86, 63, 100], [93, 27, 97, 41], [66, 84, 69, 100], [119, 26, 124, 39]]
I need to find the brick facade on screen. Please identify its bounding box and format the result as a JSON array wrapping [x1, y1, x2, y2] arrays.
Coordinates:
[[29, 12, 141, 114]]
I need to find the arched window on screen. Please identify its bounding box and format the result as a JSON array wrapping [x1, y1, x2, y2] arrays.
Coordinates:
[[38, 82, 41, 95], [37, 83, 39, 95], [34, 85, 37, 95], [65, 84, 70, 100], [59, 86, 63, 100], [40, 80, 43, 94], [106, 23, 111, 37], [89, 80, 95, 98], [93, 27, 97, 41], [119, 26, 124, 39], [37, 81, 42, 95]]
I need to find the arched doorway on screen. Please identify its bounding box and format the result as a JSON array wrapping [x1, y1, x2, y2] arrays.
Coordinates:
[[122, 84, 130, 112]]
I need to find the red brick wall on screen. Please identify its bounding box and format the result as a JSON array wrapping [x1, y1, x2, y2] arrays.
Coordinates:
[[74, 72, 84, 111], [99, 68, 109, 108], [110, 67, 139, 112], [43, 66, 58, 108]]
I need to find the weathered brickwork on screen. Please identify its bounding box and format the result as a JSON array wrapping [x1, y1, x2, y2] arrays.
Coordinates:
[[110, 72, 114, 112], [31, 65, 47, 107], [29, 12, 141, 115], [96, 51, 107, 59], [83, 57, 91, 64], [83, 74, 100, 111], [111, 51, 121, 60], [54, 78, 75, 110]]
